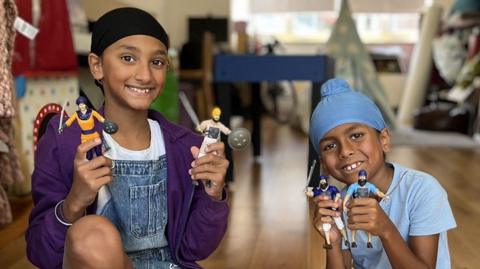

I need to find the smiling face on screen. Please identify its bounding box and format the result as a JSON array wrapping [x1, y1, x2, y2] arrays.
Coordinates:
[[318, 123, 391, 187], [88, 34, 168, 113], [78, 103, 87, 112]]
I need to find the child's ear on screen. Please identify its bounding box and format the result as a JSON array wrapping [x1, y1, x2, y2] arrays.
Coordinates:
[[379, 128, 391, 153], [88, 53, 104, 81]]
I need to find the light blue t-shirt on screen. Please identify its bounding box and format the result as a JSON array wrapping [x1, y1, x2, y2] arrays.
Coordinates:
[[341, 163, 456, 269]]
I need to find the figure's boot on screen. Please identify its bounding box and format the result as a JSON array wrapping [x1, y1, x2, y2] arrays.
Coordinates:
[[323, 243, 333, 249], [340, 228, 349, 247], [324, 232, 333, 249], [351, 230, 357, 248], [367, 233, 373, 248]]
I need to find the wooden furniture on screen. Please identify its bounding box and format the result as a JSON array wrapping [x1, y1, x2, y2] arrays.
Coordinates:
[[179, 32, 215, 121], [0, 195, 32, 249]]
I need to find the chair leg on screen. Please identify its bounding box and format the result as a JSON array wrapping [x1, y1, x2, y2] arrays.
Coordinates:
[[195, 88, 207, 121]]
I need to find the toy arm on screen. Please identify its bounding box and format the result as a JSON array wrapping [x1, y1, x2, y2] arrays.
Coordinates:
[[305, 187, 314, 197], [92, 111, 118, 134], [64, 112, 77, 127], [196, 121, 207, 133], [92, 110, 105, 123], [343, 194, 351, 212], [334, 193, 341, 203], [376, 190, 389, 200], [219, 123, 231, 135]]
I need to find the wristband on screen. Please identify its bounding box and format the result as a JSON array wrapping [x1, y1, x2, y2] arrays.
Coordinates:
[[54, 200, 86, 226]]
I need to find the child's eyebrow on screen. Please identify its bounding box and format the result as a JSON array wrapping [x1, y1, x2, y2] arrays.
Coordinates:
[[115, 45, 168, 56], [320, 124, 365, 142], [115, 44, 139, 51], [343, 124, 364, 134], [152, 49, 168, 56], [319, 136, 335, 144]]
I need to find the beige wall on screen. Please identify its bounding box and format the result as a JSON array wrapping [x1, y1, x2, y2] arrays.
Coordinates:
[[82, 0, 230, 49]]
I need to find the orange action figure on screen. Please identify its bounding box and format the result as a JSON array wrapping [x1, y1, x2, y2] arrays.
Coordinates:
[[58, 96, 118, 160]]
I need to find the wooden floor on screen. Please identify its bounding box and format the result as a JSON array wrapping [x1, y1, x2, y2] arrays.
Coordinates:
[[1, 117, 480, 268]]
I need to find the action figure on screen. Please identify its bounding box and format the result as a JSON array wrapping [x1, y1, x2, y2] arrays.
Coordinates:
[[343, 170, 388, 248], [58, 96, 118, 160], [306, 175, 349, 249], [179, 93, 251, 153], [196, 107, 231, 136]]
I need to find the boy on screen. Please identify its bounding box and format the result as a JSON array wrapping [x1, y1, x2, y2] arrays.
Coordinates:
[[309, 78, 456, 269]]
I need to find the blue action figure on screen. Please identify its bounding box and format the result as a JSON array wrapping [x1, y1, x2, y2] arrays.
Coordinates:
[[343, 170, 388, 248], [306, 175, 349, 249]]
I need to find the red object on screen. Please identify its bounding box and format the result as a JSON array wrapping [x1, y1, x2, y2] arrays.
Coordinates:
[[468, 31, 480, 59], [33, 103, 66, 151], [12, 0, 77, 75]]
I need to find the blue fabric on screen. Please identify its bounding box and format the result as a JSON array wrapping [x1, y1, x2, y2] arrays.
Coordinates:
[[341, 163, 456, 269], [345, 182, 379, 198], [99, 155, 178, 268], [449, 0, 480, 15], [309, 78, 386, 152], [15, 76, 26, 98], [313, 185, 340, 200]]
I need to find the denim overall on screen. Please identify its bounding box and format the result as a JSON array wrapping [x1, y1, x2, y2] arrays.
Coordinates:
[[99, 155, 179, 268]]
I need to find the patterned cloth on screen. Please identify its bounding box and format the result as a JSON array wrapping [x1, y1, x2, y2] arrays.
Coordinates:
[[0, 0, 24, 226], [0, 0, 16, 118]]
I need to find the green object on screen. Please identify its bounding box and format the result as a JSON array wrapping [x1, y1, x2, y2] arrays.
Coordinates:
[[151, 70, 179, 122]]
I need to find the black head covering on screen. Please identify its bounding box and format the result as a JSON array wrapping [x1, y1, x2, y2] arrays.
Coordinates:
[[90, 7, 169, 56]]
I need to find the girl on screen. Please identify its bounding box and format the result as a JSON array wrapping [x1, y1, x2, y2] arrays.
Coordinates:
[[27, 7, 229, 269]]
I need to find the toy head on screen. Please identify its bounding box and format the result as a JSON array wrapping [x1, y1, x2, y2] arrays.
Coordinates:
[[76, 96, 88, 106], [358, 170, 367, 186], [211, 107, 222, 121], [319, 175, 328, 190], [309, 78, 386, 153]]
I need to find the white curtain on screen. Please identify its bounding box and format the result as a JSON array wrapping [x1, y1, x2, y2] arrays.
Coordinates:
[[250, 0, 426, 13], [250, 0, 334, 13]]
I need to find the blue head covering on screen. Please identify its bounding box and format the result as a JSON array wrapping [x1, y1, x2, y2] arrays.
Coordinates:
[[76, 96, 88, 105], [309, 78, 386, 153]]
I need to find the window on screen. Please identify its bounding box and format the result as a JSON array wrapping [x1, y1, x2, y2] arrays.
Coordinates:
[[247, 12, 419, 44], [232, 0, 424, 44]]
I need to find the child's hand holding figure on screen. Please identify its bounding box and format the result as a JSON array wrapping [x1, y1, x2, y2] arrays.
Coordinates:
[[346, 197, 394, 238], [313, 195, 344, 246], [189, 142, 229, 201], [64, 138, 113, 222]]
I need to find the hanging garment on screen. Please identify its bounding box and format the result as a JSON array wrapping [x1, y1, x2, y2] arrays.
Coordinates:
[[0, 0, 24, 226], [0, 0, 17, 118], [12, 0, 77, 75]]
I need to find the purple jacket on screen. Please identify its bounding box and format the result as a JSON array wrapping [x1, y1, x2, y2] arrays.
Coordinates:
[[26, 109, 229, 269]]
